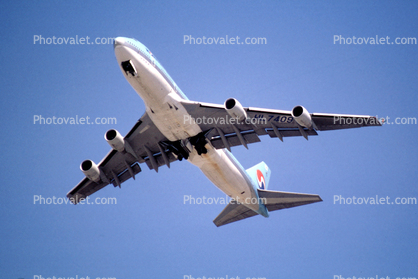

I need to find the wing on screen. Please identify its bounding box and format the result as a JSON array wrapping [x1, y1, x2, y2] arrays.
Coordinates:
[[182, 101, 382, 150], [67, 112, 178, 204]]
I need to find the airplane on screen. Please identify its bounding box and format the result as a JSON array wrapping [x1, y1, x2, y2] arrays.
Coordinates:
[[67, 37, 382, 227]]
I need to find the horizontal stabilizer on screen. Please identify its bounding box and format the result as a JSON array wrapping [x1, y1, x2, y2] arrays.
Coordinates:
[[213, 202, 258, 227], [258, 189, 322, 212], [213, 190, 322, 227]]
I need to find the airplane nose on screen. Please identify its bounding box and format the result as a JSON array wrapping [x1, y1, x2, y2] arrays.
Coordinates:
[[113, 37, 125, 49]]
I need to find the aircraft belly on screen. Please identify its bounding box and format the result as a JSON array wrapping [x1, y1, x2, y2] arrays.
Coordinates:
[[145, 95, 202, 141], [188, 146, 259, 212], [116, 40, 259, 212]]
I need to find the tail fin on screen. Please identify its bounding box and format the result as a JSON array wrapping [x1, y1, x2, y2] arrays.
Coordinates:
[[213, 161, 322, 227], [246, 161, 271, 190]]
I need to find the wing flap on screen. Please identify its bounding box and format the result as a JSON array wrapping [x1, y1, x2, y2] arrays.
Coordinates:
[[265, 128, 318, 138], [209, 131, 261, 150], [144, 151, 179, 170]]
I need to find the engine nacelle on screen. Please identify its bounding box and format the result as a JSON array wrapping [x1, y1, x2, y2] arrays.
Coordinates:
[[291, 105, 313, 129], [224, 98, 247, 122], [105, 129, 125, 152], [80, 160, 101, 182]]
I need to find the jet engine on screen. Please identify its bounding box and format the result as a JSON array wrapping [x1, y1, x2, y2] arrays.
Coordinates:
[[291, 105, 313, 129], [224, 98, 247, 122], [80, 160, 101, 182], [105, 129, 125, 152]]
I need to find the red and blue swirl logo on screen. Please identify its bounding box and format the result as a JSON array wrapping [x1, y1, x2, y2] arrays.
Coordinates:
[[256, 169, 265, 190]]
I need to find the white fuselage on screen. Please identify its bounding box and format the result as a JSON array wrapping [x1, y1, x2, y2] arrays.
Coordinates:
[[114, 38, 259, 212]]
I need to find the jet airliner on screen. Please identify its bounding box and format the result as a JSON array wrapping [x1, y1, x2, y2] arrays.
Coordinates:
[[67, 37, 381, 226]]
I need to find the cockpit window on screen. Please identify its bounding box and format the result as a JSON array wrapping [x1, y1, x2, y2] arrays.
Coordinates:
[[145, 48, 153, 57]]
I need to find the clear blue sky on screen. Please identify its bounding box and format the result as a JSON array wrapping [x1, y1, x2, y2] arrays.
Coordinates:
[[1, 1, 417, 278]]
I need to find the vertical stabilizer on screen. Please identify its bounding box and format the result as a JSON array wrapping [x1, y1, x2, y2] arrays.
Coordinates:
[[246, 161, 271, 190]]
